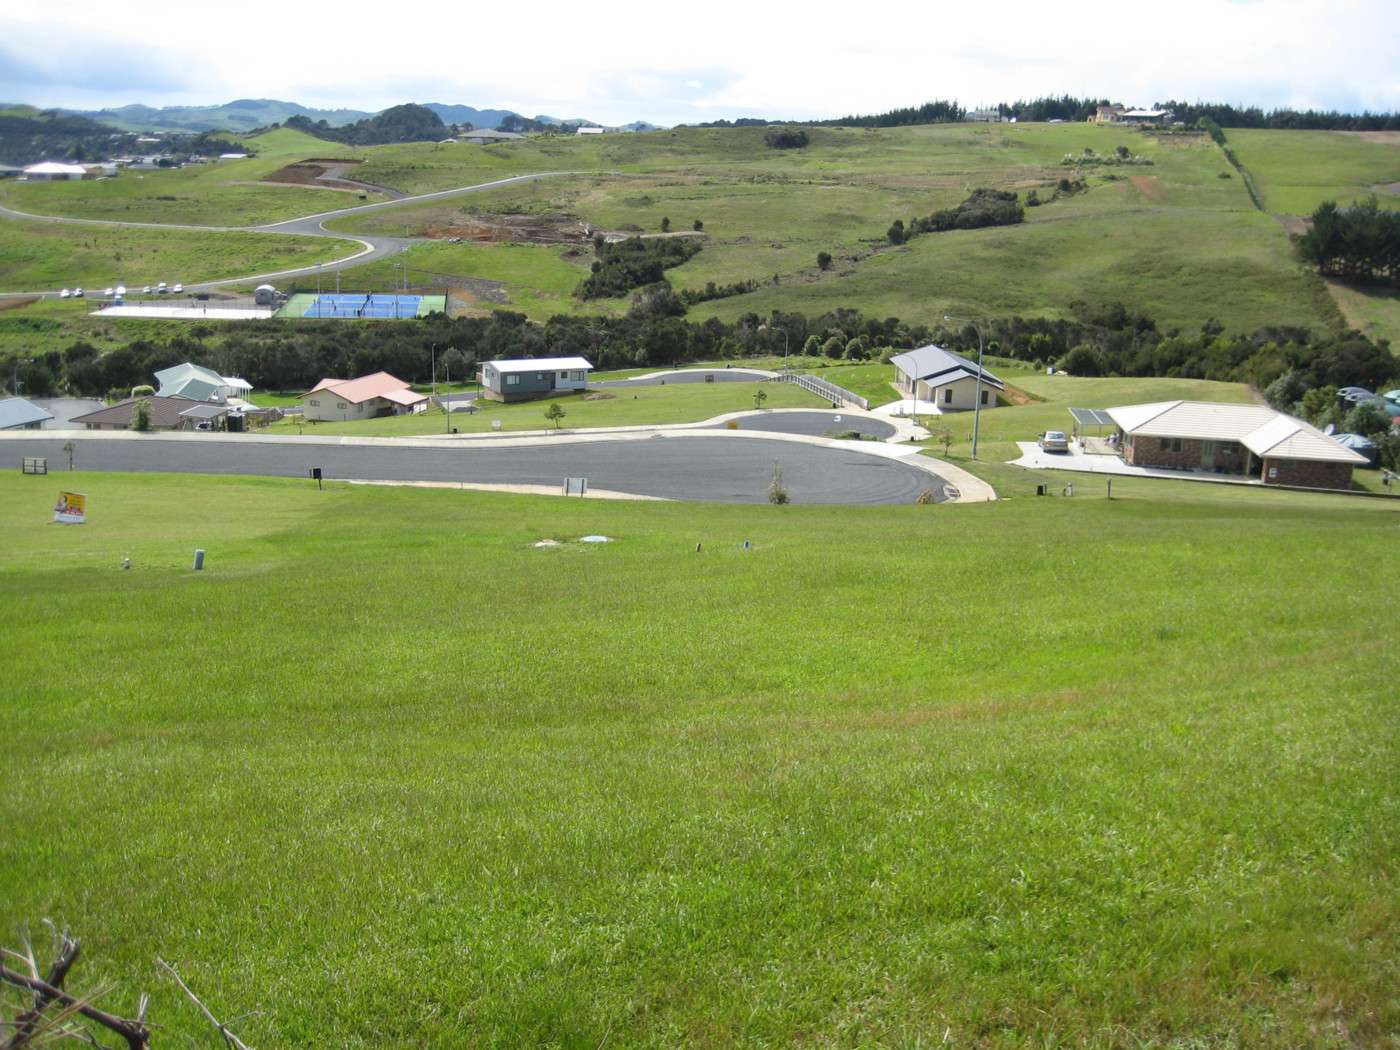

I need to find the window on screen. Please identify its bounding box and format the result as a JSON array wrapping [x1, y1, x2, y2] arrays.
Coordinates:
[[559, 371, 567, 379], [980, 389, 989, 405], [337, 402, 347, 410], [942, 388, 952, 404], [536, 372, 546, 381], [506, 374, 520, 386], [1160, 437, 1182, 452], [309, 399, 319, 407]]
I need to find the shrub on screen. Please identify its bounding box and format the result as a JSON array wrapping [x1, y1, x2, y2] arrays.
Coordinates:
[[131, 384, 155, 398], [576, 236, 702, 299], [764, 128, 809, 150], [767, 461, 789, 503], [817, 251, 833, 271]]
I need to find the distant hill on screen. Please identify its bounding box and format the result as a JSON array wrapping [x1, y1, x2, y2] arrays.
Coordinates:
[[0, 105, 131, 165], [62, 99, 374, 133], [285, 103, 446, 146], [422, 103, 520, 130]]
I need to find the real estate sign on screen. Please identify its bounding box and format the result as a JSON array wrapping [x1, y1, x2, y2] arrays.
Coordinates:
[[54, 491, 86, 524]]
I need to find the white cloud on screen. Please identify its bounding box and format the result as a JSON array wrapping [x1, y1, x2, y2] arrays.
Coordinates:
[[2, 0, 1396, 121]]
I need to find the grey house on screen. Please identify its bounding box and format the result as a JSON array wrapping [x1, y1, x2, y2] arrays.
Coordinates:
[[0, 396, 54, 430], [480, 357, 593, 402], [891, 345, 1003, 411]]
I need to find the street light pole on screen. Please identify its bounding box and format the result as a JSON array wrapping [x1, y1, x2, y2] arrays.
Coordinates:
[[945, 314, 987, 460]]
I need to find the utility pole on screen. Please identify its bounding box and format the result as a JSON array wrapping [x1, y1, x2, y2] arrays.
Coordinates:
[[944, 315, 987, 459]]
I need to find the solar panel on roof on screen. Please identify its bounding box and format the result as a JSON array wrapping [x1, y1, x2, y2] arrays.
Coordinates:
[[1069, 407, 1115, 426]]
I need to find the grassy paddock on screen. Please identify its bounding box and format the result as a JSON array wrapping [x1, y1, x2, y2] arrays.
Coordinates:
[[0, 219, 353, 290], [274, 378, 826, 435], [1227, 129, 1400, 215], [0, 472, 1396, 1047]]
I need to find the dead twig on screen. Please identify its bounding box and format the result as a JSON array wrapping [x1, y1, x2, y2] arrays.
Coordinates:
[[0, 966, 147, 1050], [156, 960, 252, 1050]]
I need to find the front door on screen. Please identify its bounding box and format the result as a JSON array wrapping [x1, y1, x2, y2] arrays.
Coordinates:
[[1200, 440, 1214, 469]]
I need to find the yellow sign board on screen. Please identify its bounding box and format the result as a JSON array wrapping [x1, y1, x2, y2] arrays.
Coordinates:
[[54, 491, 86, 524]]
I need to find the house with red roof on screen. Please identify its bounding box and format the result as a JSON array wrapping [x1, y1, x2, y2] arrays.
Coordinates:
[[301, 372, 428, 422]]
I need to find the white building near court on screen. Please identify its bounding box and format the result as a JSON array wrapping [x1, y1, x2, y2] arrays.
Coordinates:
[[23, 161, 88, 180]]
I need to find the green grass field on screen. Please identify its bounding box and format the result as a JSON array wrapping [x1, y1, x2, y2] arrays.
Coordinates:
[[332, 124, 1341, 333], [0, 129, 379, 226], [1324, 279, 1400, 351], [1227, 129, 1400, 215], [275, 379, 826, 436], [1, 471, 1396, 1047], [0, 218, 353, 290]]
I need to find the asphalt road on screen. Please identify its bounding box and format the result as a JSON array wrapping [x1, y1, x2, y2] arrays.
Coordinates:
[[713, 411, 898, 439], [593, 369, 777, 388], [6, 434, 948, 504]]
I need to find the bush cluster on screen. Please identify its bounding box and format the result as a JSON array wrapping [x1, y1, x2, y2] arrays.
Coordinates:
[[1297, 197, 1400, 285], [888, 189, 1023, 245], [575, 236, 703, 300]]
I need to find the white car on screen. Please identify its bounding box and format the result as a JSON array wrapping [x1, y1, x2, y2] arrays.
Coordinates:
[[157, 282, 168, 293], [103, 287, 114, 297], [1038, 430, 1070, 453], [143, 285, 152, 294], [172, 283, 184, 294], [59, 288, 70, 299], [73, 287, 84, 298], [115, 285, 126, 297]]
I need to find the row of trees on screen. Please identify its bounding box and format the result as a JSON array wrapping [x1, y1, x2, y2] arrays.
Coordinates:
[[575, 236, 702, 300], [887, 189, 1023, 245], [1296, 197, 1400, 285]]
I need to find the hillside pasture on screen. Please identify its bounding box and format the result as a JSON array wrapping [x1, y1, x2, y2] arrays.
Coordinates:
[[0, 471, 1397, 1047], [1227, 129, 1400, 215], [0, 218, 354, 290]]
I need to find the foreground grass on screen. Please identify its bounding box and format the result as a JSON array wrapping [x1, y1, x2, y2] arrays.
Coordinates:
[[0, 472, 1396, 1048], [272, 378, 826, 435], [0, 218, 352, 290]]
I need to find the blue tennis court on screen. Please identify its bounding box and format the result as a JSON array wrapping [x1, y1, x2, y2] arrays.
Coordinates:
[[276, 292, 448, 320]]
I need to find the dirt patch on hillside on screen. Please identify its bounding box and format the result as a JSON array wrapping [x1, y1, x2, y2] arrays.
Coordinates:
[[1129, 175, 1167, 202], [0, 296, 40, 311], [1000, 383, 1039, 407], [1373, 182, 1400, 197], [1345, 131, 1400, 145], [426, 212, 592, 244], [1273, 213, 1310, 237], [261, 159, 405, 198]]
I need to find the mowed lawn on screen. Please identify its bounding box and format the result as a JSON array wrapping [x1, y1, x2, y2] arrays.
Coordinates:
[[0, 218, 353, 289], [274, 379, 826, 436], [1, 473, 1398, 1048]]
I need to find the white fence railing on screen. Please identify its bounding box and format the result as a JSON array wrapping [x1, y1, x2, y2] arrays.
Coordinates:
[[774, 372, 868, 410]]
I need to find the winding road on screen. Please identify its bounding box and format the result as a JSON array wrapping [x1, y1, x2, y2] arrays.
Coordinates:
[[0, 170, 586, 296]]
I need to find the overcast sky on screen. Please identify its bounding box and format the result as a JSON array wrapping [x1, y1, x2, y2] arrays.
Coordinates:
[[2, 0, 1397, 123]]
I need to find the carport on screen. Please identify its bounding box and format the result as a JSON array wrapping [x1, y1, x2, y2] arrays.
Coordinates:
[[1069, 407, 1118, 454]]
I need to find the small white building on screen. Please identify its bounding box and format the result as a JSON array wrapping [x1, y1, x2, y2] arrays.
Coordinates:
[[576, 126, 605, 135], [23, 161, 88, 181], [459, 128, 524, 145], [890, 345, 1003, 411], [480, 357, 593, 402]]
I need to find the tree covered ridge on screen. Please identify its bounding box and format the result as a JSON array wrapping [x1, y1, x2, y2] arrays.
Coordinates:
[[575, 236, 703, 300], [284, 104, 446, 146]]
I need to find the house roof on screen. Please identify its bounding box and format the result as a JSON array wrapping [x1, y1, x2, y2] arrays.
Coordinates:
[[889, 345, 1004, 390], [0, 396, 55, 429], [1107, 401, 1367, 464], [154, 362, 250, 400], [461, 128, 523, 141], [486, 357, 594, 373], [177, 403, 230, 419], [24, 161, 87, 175], [304, 371, 426, 405], [71, 395, 195, 428]]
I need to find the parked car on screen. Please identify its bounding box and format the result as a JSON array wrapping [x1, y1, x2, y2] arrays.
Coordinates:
[[143, 285, 152, 294], [157, 282, 168, 294], [115, 285, 126, 297], [1038, 430, 1070, 453], [103, 287, 114, 297], [73, 287, 84, 298], [172, 283, 184, 294], [59, 288, 70, 299]]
